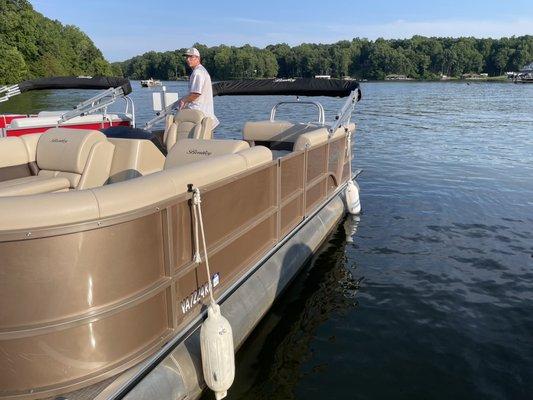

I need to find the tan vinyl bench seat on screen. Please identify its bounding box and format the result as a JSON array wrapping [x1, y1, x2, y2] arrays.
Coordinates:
[[107, 138, 166, 183], [242, 120, 332, 157], [243, 121, 354, 151], [164, 138, 250, 169], [242, 121, 325, 144], [92, 143, 273, 218], [0, 128, 115, 197], [0, 175, 70, 197]]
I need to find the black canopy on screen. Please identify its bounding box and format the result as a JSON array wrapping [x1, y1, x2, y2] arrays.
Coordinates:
[[17, 76, 132, 95], [212, 78, 360, 98]]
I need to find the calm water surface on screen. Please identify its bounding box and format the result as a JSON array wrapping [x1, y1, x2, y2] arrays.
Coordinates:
[[2, 81, 532, 399]]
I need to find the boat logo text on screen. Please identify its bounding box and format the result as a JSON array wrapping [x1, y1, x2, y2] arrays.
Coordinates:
[[187, 149, 212, 156]]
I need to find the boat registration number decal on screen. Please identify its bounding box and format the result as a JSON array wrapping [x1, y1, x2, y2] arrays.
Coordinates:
[[180, 273, 220, 314]]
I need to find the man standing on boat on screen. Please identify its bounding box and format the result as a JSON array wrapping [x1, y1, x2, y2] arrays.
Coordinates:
[[178, 47, 219, 128]]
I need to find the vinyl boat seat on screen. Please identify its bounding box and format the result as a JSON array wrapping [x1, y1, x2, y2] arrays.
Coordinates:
[[242, 120, 331, 157], [101, 126, 167, 183], [8, 113, 124, 129], [164, 138, 250, 168], [86, 139, 273, 218], [163, 109, 214, 151], [0, 128, 114, 197], [0, 135, 40, 182], [162, 138, 273, 195]]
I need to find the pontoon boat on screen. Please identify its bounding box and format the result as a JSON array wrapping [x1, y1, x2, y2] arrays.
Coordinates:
[[0, 77, 361, 400], [0, 76, 134, 137]]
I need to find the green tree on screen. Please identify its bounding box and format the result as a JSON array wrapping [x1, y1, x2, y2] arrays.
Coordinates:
[[0, 43, 28, 84], [0, 0, 114, 82]]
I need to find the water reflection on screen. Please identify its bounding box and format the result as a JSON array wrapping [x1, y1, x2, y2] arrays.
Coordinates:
[[0, 90, 53, 114], [221, 218, 363, 400], [343, 214, 360, 243]]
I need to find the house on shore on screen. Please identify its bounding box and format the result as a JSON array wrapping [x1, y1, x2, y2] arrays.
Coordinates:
[[514, 62, 533, 83], [385, 74, 413, 81], [461, 73, 488, 80]]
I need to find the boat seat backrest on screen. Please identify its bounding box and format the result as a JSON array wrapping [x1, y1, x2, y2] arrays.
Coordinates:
[[0, 135, 40, 182], [243, 120, 295, 143], [164, 138, 250, 169], [107, 138, 165, 183], [36, 128, 115, 189], [242, 121, 326, 151], [163, 109, 214, 151]]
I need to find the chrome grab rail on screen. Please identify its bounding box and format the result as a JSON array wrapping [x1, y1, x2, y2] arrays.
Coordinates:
[[270, 100, 325, 125], [144, 99, 180, 130]]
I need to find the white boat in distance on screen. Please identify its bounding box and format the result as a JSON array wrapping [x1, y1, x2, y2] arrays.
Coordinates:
[[140, 77, 162, 87]]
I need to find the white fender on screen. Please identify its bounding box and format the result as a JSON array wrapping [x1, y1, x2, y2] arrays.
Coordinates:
[[345, 180, 361, 215], [200, 303, 235, 400]]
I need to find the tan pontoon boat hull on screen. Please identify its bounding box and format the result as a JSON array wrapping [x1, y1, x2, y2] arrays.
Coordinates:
[[0, 129, 353, 399], [104, 190, 346, 400]]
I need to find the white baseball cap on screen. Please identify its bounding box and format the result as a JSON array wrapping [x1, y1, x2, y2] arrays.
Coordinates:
[[183, 47, 200, 57]]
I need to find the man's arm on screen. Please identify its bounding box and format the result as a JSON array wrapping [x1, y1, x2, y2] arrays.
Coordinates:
[[178, 92, 200, 109]]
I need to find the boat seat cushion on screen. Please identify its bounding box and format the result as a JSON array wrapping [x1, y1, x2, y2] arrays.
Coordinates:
[[236, 146, 273, 168], [0, 175, 70, 197], [242, 121, 323, 143], [106, 138, 166, 183], [164, 109, 214, 151], [164, 147, 272, 195], [36, 128, 115, 190], [293, 128, 329, 151], [243, 120, 294, 142], [164, 138, 250, 169]]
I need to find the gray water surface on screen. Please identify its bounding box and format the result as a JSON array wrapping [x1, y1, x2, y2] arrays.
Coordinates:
[[2, 81, 532, 400]]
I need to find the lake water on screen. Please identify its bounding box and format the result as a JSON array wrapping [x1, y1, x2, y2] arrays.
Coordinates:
[[2, 81, 532, 399]]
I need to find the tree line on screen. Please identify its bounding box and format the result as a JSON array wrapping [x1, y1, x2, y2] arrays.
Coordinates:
[[0, 0, 118, 85], [116, 36, 533, 81], [1, 0, 531, 85]]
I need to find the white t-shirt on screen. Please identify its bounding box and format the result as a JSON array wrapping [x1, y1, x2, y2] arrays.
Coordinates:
[[187, 64, 219, 128]]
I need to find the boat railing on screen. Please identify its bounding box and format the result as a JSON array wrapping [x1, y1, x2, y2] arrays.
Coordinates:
[[270, 100, 325, 125], [0, 84, 21, 103], [58, 86, 135, 126]]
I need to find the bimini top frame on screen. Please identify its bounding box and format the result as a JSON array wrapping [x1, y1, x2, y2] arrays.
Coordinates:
[[0, 76, 135, 126], [329, 88, 360, 136], [144, 77, 362, 130], [214, 77, 362, 135]]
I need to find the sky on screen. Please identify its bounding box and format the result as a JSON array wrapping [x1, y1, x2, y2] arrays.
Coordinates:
[[31, 0, 533, 62]]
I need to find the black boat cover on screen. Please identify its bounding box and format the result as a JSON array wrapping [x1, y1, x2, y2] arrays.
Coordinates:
[[212, 78, 360, 98], [17, 76, 132, 95]]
